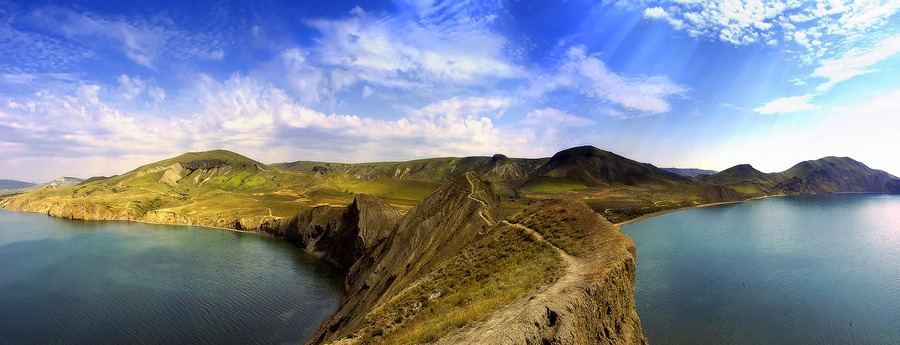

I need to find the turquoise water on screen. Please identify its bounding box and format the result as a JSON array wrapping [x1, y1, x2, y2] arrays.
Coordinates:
[[0, 209, 343, 344], [621, 194, 900, 344]]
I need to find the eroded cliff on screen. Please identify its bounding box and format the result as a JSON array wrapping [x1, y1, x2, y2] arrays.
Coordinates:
[[308, 173, 646, 344]]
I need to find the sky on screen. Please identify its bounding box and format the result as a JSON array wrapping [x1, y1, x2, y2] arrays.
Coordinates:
[[2, 0, 900, 182]]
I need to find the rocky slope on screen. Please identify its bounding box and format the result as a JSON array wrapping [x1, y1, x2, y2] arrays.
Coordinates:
[[307, 173, 646, 344], [440, 199, 646, 344]]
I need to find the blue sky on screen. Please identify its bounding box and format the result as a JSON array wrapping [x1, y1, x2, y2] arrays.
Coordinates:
[[2, 0, 900, 182]]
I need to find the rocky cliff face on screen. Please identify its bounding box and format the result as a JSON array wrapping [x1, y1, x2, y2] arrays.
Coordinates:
[[307, 173, 646, 344], [268, 194, 403, 272], [309, 172, 502, 343]]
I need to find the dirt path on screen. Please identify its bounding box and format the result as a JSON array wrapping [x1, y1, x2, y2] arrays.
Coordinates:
[[439, 221, 588, 343], [464, 173, 493, 226]]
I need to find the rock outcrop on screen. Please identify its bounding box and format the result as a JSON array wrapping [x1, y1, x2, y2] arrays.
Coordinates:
[[309, 172, 502, 343], [269, 194, 403, 272]]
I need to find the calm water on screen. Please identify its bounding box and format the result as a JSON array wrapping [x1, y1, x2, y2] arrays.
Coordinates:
[[621, 194, 900, 344], [0, 209, 343, 344]]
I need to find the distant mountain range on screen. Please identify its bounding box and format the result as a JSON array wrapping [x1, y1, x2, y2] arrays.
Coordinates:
[[3, 145, 898, 227], [661, 168, 719, 177], [277, 145, 900, 197], [696, 157, 900, 196], [0, 177, 83, 194]]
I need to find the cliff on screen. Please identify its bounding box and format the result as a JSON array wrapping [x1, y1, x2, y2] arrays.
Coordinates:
[[307, 173, 646, 344], [442, 199, 646, 344]]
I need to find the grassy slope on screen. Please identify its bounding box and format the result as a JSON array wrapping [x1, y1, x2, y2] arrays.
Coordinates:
[[0, 150, 435, 222], [8, 150, 893, 227], [354, 222, 561, 344]]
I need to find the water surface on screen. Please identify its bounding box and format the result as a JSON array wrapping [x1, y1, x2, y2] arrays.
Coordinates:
[[0, 210, 343, 344], [621, 194, 900, 344]]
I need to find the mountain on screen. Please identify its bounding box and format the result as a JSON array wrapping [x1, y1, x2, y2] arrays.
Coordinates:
[[0, 179, 36, 193], [773, 156, 899, 194], [700, 157, 900, 196], [661, 168, 718, 177], [38, 176, 84, 189], [528, 145, 692, 187], [698, 164, 774, 184], [274, 154, 548, 183]]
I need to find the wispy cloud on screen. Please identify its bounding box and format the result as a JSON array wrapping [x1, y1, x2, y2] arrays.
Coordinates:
[[812, 35, 900, 91], [530, 46, 687, 117], [411, 96, 514, 118], [16, 6, 229, 69], [306, 6, 520, 94], [754, 94, 819, 114]]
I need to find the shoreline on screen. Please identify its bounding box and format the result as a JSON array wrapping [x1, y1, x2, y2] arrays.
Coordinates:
[[0, 206, 288, 240], [614, 194, 779, 227]]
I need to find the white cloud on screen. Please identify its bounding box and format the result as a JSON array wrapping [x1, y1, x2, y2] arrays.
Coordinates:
[[0, 73, 548, 180], [305, 5, 520, 93], [812, 35, 900, 91], [522, 107, 593, 126], [643, 7, 669, 20], [754, 94, 819, 114], [639, 0, 787, 45], [637, 0, 900, 61], [531, 46, 687, 116], [411, 96, 514, 118]]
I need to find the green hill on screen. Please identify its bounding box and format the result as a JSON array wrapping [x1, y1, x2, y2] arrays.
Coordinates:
[[274, 154, 548, 184], [528, 146, 693, 188], [773, 156, 899, 194]]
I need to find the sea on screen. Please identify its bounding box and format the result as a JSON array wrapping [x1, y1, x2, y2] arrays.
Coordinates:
[[621, 193, 900, 344], [0, 209, 343, 344]]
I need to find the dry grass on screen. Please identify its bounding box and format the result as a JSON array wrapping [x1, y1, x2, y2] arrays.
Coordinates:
[[357, 223, 562, 344]]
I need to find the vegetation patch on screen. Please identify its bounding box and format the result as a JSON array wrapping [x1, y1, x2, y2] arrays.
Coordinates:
[[357, 223, 561, 344]]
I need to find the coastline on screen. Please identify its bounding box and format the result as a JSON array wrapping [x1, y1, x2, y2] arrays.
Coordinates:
[[614, 195, 779, 227], [0, 206, 287, 240]]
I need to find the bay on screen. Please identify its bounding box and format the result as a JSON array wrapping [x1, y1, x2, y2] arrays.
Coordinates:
[[621, 194, 900, 344], [0, 209, 343, 344]]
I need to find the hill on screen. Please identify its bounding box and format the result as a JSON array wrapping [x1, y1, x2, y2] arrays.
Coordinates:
[[0, 150, 432, 226], [773, 156, 899, 194], [0, 179, 36, 193], [528, 146, 692, 188], [698, 164, 775, 185], [701, 157, 900, 196], [661, 167, 718, 177], [274, 154, 548, 183]]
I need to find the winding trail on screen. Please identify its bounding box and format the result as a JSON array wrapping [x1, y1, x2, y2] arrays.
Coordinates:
[[440, 220, 589, 343], [464, 173, 493, 226]]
